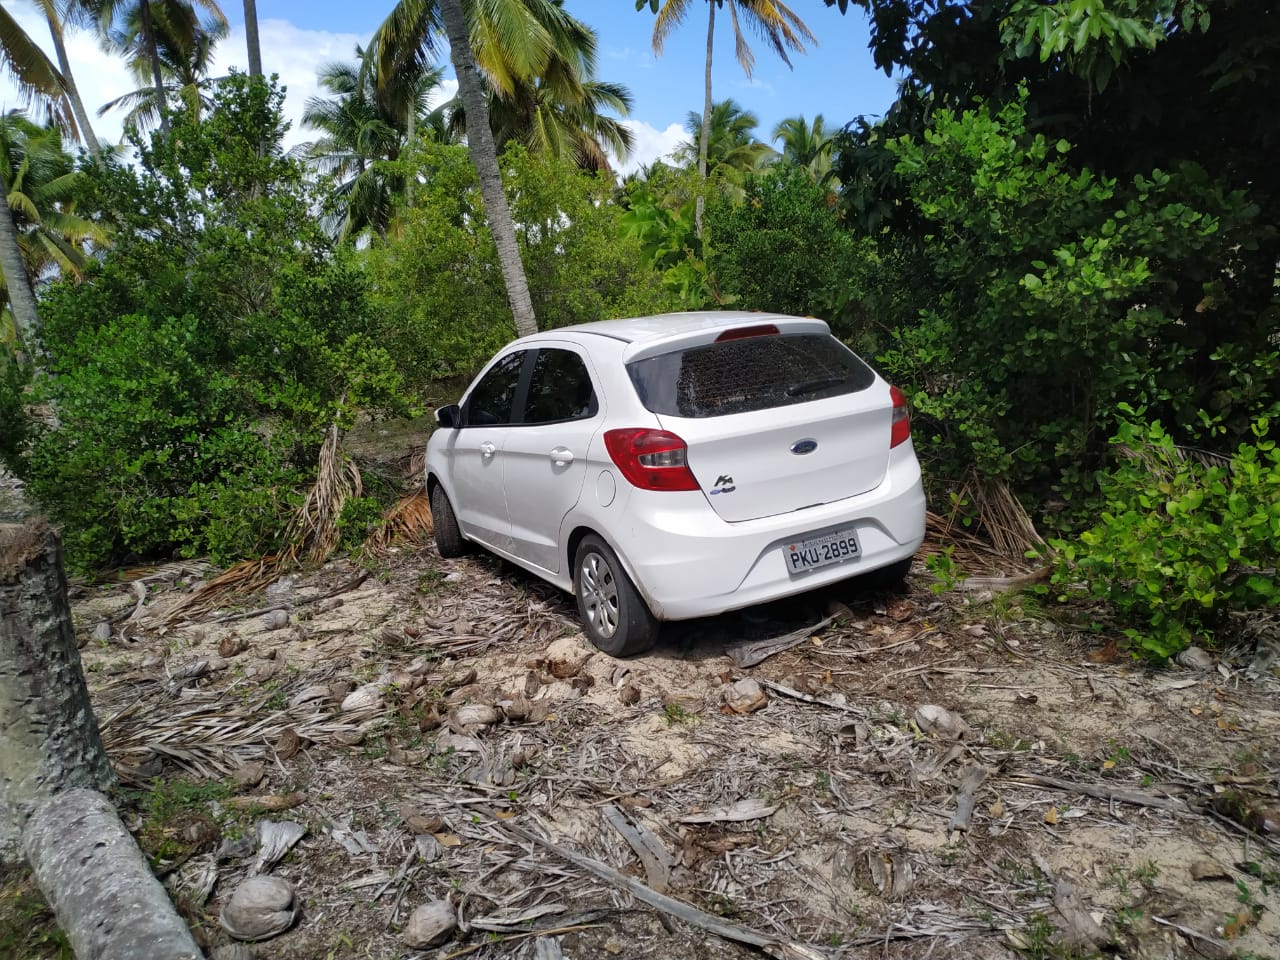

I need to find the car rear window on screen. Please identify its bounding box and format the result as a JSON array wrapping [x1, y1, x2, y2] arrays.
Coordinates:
[[627, 333, 876, 418]]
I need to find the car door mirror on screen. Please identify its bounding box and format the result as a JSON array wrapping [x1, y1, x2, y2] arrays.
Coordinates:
[[435, 403, 462, 429]]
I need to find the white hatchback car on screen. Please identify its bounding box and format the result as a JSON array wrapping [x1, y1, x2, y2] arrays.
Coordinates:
[[426, 311, 926, 656]]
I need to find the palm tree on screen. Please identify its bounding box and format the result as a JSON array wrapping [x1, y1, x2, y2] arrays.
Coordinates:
[[446, 17, 636, 174], [0, 112, 105, 287], [33, 0, 103, 151], [0, 4, 74, 356], [99, 3, 227, 135], [676, 98, 773, 182], [93, 0, 227, 135], [369, 0, 593, 338], [772, 113, 833, 182], [300, 49, 446, 240], [646, 0, 815, 234], [242, 0, 260, 77]]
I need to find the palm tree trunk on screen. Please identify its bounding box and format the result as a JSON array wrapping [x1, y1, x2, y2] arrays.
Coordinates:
[[138, 0, 170, 135], [405, 99, 416, 208], [439, 0, 537, 338], [0, 187, 39, 360], [695, 0, 715, 238], [243, 0, 263, 78], [42, 11, 102, 153]]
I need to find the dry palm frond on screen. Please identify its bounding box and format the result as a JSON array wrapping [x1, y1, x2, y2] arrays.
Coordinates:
[[921, 474, 1045, 577], [155, 556, 283, 627], [101, 689, 366, 784], [1117, 441, 1233, 478], [280, 421, 362, 567], [364, 490, 434, 553]]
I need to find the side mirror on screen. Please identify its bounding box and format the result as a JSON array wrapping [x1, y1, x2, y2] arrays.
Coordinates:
[[435, 404, 462, 429]]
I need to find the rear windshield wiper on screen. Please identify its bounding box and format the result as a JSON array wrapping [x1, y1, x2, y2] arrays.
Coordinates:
[[785, 376, 845, 398]]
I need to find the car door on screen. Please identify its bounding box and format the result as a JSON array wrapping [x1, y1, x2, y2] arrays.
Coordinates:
[[443, 350, 529, 551], [502, 346, 603, 573]]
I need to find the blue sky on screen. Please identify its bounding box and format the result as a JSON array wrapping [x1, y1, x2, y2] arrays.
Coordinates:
[[3, 1, 899, 172]]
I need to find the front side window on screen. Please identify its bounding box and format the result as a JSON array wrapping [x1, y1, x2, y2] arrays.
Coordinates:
[[464, 351, 527, 426], [523, 349, 598, 425], [627, 333, 876, 418]]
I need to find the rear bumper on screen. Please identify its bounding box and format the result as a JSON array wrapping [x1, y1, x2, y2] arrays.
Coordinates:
[[607, 448, 926, 620]]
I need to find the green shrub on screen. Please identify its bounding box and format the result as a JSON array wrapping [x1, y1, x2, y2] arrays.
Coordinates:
[[1051, 410, 1280, 659]]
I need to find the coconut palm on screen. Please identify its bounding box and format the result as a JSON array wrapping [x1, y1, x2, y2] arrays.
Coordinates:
[[772, 113, 833, 182], [32, 0, 103, 151], [242, 0, 260, 76], [300, 48, 447, 240], [0, 112, 105, 284], [92, 0, 227, 134], [676, 98, 773, 182], [368, 0, 595, 338], [99, 2, 227, 135], [0, 3, 75, 355], [645, 0, 815, 234]]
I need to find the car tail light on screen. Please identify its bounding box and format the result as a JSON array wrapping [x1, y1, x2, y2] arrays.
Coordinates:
[[715, 324, 779, 342], [604, 428, 700, 491], [889, 385, 911, 448]]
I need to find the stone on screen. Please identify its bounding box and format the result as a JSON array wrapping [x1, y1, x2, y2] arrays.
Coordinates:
[[1177, 646, 1213, 670], [402, 900, 456, 949], [723, 678, 767, 714]]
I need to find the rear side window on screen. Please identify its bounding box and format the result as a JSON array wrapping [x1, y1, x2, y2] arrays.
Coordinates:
[[627, 333, 876, 418], [523, 349, 598, 424], [465, 351, 526, 426]]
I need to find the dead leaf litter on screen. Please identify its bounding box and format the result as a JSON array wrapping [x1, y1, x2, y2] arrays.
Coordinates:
[[70, 546, 1280, 960]]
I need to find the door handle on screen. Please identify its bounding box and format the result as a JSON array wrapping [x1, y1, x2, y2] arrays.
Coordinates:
[[549, 447, 574, 466], [480, 441, 497, 457]]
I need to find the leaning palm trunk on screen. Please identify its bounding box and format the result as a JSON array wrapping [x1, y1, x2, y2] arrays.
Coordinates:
[[138, 0, 170, 135], [243, 0, 263, 77], [439, 0, 537, 338], [0, 187, 39, 359], [41, 8, 103, 152], [695, 0, 715, 238]]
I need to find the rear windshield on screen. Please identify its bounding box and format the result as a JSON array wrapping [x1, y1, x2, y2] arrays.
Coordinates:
[[627, 333, 877, 418]]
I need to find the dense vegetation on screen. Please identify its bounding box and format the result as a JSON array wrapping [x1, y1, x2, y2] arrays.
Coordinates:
[[0, 0, 1275, 657]]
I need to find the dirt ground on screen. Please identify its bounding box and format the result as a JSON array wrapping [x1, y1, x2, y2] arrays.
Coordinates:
[[18, 531, 1272, 960]]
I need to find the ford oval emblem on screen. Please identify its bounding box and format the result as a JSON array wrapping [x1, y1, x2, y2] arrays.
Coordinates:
[[790, 439, 818, 455]]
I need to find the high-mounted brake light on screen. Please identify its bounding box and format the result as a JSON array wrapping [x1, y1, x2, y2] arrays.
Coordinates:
[[715, 324, 779, 343], [889, 385, 911, 448], [604, 428, 700, 492]]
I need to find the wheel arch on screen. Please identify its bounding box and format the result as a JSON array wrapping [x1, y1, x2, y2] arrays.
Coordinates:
[[565, 524, 665, 621]]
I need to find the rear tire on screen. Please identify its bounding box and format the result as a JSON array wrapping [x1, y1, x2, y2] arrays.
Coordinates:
[[574, 534, 658, 657], [430, 485, 466, 559]]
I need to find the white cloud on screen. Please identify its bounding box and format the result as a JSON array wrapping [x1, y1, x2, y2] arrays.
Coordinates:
[[616, 120, 685, 175], [0, 10, 368, 153]]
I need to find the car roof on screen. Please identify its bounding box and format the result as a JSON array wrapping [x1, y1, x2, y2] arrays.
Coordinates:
[[532, 311, 828, 347]]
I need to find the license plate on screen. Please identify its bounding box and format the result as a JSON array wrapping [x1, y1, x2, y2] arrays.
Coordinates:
[[785, 527, 861, 574]]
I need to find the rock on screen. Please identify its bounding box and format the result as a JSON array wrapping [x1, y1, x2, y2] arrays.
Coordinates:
[[219, 876, 300, 942], [92, 620, 112, 643], [1189, 859, 1229, 880], [211, 945, 256, 960], [219, 635, 249, 658], [1177, 646, 1213, 670], [722, 678, 767, 714], [402, 900, 456, 949], [231, 761, 266, 790], [261, 609, 289, 631]]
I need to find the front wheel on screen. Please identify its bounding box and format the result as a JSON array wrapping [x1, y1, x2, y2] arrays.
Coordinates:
[[574, 535, 658, 657], [430, 485, 466, 559]]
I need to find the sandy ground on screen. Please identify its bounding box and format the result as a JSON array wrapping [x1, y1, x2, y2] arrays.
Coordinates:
[[48, 538, 1280, 960]]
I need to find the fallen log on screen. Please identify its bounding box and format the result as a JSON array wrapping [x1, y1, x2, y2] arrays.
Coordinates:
[[2, 500, 203, 958], [25, 789, 203, 960]]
